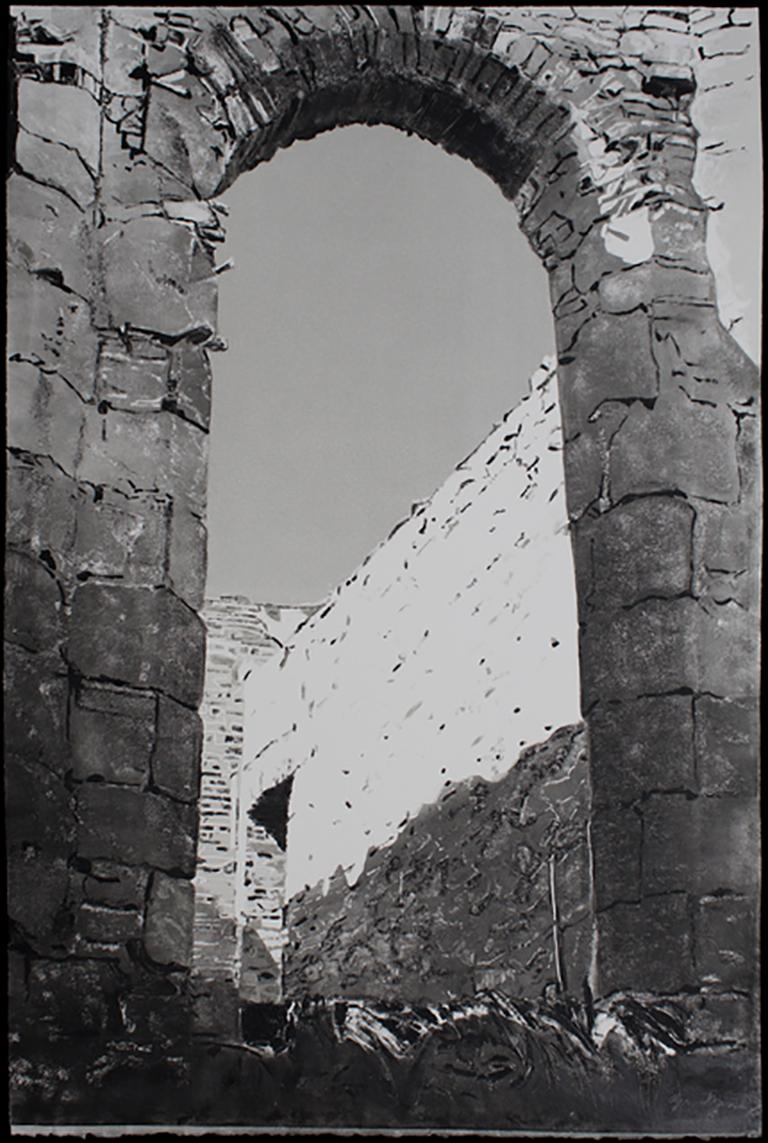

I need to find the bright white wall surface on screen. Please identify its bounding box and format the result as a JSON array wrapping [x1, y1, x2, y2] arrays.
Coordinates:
[[242, 360, 581, 901]]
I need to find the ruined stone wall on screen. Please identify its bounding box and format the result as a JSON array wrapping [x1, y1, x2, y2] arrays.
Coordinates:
[[190, 597, 315, 1027], [192, 597, 318, 1032], [6, 5, 760, 1085], [7, 6, 215, 1054], [238, 361, 582, 1005], [285, 725, 590, 1004], [242, 360, 580, 877]]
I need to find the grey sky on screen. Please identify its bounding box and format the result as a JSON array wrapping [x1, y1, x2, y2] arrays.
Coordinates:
[[205, 125, 553, 605]]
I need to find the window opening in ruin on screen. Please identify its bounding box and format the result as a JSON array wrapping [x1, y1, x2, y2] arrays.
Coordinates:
[[239, 776, 295, 1043], [205, 124, 553, 605], [194, 124, 564, 1030], [248, 776, 294, 852]]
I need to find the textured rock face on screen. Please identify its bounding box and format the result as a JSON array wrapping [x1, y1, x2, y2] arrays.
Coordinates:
[[284, 725, 591, 1004], [5, 3, 760, 1101]]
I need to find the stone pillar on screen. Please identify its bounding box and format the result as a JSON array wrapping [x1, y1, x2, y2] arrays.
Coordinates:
[[7, 7, 216, 1059], [570, 264, 758, 1004]]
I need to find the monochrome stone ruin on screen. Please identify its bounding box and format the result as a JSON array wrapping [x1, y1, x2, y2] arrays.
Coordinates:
[[5, 4, 760, 1128]]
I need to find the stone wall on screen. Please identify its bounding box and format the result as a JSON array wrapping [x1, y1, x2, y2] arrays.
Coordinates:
[[242, 361, 580, 897], [191, 596, 318, 1032], [6, 4, 760, 1093], [237, 360, 581, 1007], [285, 724, 590, 1004]]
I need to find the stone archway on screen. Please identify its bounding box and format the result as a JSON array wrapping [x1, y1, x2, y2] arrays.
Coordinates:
[[7, 4, 759, 1068]]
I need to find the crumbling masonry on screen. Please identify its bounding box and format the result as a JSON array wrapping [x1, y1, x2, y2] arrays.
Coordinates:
[[5, 2, 760, 1102], [192, 596, 319, 1029]]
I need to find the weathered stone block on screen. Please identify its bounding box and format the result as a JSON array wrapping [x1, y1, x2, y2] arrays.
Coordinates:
[[697, 564, 757, 613], [6, 455, 81, 566], [650, 203, 710, 271], [15, 128, 97, 209], [590, 806, 642, 908], [26, 958, 122, 1038], [589, 695, 695, 805], [694, 695, 758, 797], [16, 4, 103, 75], [609, 390, 740, 504], [7, 849, 71, 953], [75, 485, 169, 585], [167, 501, 207, 611], [76, 783, 197, 876], [141, 80, 231, 200], [7, 173, 92, 299], [699, 21, 753, 57], [695, 600, 758, 699], [693, 499, 756, 575], [521, 159, 600, 259], [4, 643, 70, 774], [561, 426, 605, 520], [692, 500, 758, 611], [6, 355, 88, 469], [102, 106, 200, 198], [190, 977, 240, 1038], [103, 19, 147, 95], [580, 597, 756, 708], [652, 309, 758, 406], [580, 597, 687, 706], [641, 794, 758, 896], [735, 410, 760, 502], [120, 986, 192, 1049], [145, 872, 195, 968], [652, 265, 716, 306], [97, 338, 171, 412], [567, 526, 594, 621], [595, 262, 655, 315], [17, 78, 101, 172], [694, 895, 756, 990], [75, 406, 208, 513], [79, 901, 143, 944], [166, 411, 210, 512], [68, 583, 205, 706], [6, 753, 74, 852], [559, 311, 658, 436], [587, 494, 694, 607], [595, 895, 693, 994], [102, 215, 216, 336], [5, 550, 63, 654], [684, 992, 756, 1049], [151, 694, 202, 802], [69, 682, 156, 785], [169, 343, 212, 428], [83, 860, 150, 909]]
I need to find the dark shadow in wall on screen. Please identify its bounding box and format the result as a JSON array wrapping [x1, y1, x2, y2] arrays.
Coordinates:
[[248, 774, 294, 852]]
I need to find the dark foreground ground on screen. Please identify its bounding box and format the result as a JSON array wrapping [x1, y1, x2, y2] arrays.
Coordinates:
[[10, 991, 761, 1133]]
